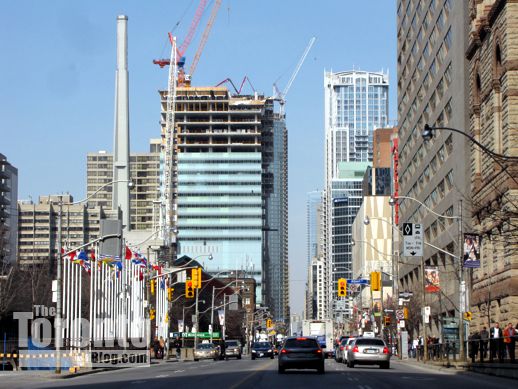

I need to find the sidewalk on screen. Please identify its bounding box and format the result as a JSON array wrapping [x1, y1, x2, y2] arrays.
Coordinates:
[[398, 357, 518, 380]]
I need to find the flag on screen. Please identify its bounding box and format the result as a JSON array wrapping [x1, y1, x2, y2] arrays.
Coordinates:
[[125, 246, 132, 260], [81, 260, 91, 274], [160, 277, 166, 290], [78, 250, 89, 261], [90, 249, 96, 261]]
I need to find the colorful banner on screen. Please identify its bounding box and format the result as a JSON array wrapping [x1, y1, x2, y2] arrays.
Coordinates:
[[425, 266, 440, 293], [178, 320, 184, 333], [218, 309, 225, 326], [463, 233, 481, 268]]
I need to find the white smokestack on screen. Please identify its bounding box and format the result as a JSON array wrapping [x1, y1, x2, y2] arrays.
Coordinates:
[[112, 15, 131, 231]]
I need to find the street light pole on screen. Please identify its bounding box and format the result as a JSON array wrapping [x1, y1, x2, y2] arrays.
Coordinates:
[[55, 198, 63, 374], [458, 200, 465, 362]]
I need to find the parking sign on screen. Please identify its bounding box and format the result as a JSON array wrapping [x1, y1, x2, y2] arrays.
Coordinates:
[[403, 223, 423, 256]]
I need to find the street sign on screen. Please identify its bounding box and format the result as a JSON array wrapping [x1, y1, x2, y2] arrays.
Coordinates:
[[347, 279, 369, 285], [396, 309, 404, 320], [403, 222, 423, 256], [181, 332, 220, 339], [399, 291, 413, 299]]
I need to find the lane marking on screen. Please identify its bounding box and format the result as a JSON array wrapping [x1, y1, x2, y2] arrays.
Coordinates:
[[228, 359, 274, 389], [131, 381, 146, 384], [155, 374, 169, 378], [173, 370, 185, 373]]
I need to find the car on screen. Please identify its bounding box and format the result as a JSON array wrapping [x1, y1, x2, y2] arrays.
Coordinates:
[[278, 336, 325, 374], [194, 343, 220, 361], [224, 340, 242, 360], [251, 341, 274, 360], [346, 337, 390, 369], [334, 338, 349, 362], [342, 337, 356, 364]]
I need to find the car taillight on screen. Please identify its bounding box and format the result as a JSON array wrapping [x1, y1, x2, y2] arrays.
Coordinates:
[[383, 347, 389, 354], [280, 349, 288, 354], [315, 349, 322, 354], [352, 346, 359, 353], [339, 346, 344, 351]]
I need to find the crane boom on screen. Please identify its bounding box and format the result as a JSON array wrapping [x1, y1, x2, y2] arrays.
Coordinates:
[[177, 0, 208, 58], [282, 36, 316, 98], [189, 0, 222, 77]]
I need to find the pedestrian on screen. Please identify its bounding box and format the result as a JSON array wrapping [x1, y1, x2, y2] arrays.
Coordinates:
[[159, 336, 165, 359], [174, 336, 182, 359], [152, 336, 160, 359], [490, 322, 503, 362], [412, 337, 418, 358], [479, 326, 489, 362], [503, 322, 516, 363], [469, 331, 480, 363]]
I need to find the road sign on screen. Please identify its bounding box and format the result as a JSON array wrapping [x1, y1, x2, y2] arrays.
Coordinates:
[[181, 332, 220, 339], [396, 309, 404, 320], [403, 222, 423, 256], [399, 291, 413, 299], [347, 279, 369, 285]]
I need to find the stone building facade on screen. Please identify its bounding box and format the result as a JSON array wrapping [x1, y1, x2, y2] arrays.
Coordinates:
[[466, 0, 518, 329]]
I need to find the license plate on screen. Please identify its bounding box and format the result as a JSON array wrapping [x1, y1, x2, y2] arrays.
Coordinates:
[[364, 349, 378, 354], [259, 353, 264, 357]]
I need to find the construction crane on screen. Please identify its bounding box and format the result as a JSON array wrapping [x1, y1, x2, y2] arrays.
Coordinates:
[[273, 36, 316, 116], [159, 34, 178, 246], [189, 0, 222, 77], [153, 0, 221, 86]]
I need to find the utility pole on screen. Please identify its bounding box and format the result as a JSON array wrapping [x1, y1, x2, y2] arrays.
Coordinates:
[[194, 286, 199, 349], [210, 286, 215, 343], [55, 198, 63, 374], [421, 254, 428, 361], [458, 200, 465, 362]]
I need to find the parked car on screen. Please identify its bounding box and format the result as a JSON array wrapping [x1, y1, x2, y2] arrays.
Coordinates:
[[278, 336, 325, 374], [251, 341, 274, 360], [194, 343, 220, 361], [346, 337, 390, 369], [224, 340, 242, 360], [342, 337, 356, 364]]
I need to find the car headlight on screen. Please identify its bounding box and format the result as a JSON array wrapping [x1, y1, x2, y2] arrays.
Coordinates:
[[252, 350, 256, 353], [268, 349, 272, 352]]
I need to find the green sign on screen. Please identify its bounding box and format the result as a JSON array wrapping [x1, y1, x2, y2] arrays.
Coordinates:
[[181, 332, 220, 339]]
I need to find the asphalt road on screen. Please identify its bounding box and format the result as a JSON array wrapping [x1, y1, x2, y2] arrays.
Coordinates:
[[0, 357, 515, 389]]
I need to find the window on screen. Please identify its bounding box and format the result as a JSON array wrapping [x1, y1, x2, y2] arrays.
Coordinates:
[[444, 27, 452, 49]]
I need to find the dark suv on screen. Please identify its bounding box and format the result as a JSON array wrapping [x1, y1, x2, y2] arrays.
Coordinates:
[[251, 341, 274, 359], [278, 337, 325, 374]]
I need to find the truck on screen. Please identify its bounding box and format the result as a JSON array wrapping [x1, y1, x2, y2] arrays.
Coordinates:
[[302, 319, 334, 358]]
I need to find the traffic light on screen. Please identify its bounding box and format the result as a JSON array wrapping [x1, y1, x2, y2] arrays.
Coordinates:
[[150, 279, 155, 295], [266, 319, 272, 328], [168, 287, 174, 301], [370, 271, 381, 291], [338, 278, 347, 297], [185, 280, 195, 298], [464, 311, 472, 321], [384, 316, 391, 326], [196, 267, 202, 288], [403, 307, 409, 319], [149, 308, 155, 320], [191, 268, 200, 288]]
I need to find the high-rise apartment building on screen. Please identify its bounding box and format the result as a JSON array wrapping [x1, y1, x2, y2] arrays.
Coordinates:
[[323, 70, 389, 319], [17, 195, 112, 267], [160, 87, 288, 318], [397, 0, 470, 341], [466, 0, 518, 329], [0, 154, 18, 265], [86, 139, 161, 231]]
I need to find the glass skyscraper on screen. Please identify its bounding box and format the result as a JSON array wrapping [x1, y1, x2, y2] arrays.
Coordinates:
[[323, 70, 388, 320]]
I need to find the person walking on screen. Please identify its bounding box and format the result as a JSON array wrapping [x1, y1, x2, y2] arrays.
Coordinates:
[[469, 331, 480, 363], [503, 322, 516, 363], [174, 336, 182, 359], [490, 322, 503, 362], [479, 326, 489, 362], [152, 336, 160, 360], [159, 336, 165, 359]]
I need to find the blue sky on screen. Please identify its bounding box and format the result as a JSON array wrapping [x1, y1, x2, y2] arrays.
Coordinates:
[[0, 0, 397, 315]]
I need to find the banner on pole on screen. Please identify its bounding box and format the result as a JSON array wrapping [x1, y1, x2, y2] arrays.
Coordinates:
[[425, 266, 440, 293], [463, 233, 481, 268], [178, 320, 184, 333], [218, 309, 225, 326]]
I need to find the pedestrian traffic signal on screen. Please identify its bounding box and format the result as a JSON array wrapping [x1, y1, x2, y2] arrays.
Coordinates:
[[185, 280, 195, 298], [150, 279, 156, 295], [149, 308, 155, 320], [384, 316, 391, 326], [168, 287, 174, 301], [338, 278, 347, 297], [403, 307, 408, 319], [370, 271, 381, 291], [464, 311, 472, 321]]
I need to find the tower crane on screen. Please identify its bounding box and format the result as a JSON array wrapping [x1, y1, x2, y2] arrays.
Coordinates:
[[273, 36, 316, 116]]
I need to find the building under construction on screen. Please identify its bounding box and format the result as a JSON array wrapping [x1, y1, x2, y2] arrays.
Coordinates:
[[159, 86, 289, 323]]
